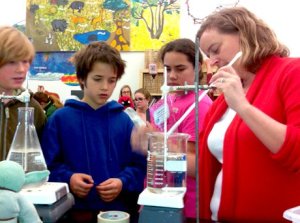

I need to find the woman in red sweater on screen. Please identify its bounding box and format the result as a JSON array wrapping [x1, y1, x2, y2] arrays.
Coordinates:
[[197, 7, 300, 222]]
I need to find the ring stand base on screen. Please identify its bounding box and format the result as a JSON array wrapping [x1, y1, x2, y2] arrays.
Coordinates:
[[139, 205, 184, 223], [138, 188, 185, 223]]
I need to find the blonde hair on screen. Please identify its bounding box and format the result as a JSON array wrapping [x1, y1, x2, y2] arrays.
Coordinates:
[[197, 7, 289, 73], [0, 26, 35, 68], [134, 88, 152, 101]]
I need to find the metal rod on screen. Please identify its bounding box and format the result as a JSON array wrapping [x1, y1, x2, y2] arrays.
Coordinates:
[[0, 91, 31, 103], [167, 84, 213, 92], [0, 102, 4, 160], [0, 95, 19, 100], [195, 36, 200, 223]]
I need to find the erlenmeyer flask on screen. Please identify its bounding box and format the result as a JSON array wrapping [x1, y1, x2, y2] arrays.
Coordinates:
[[6, 107, 48, 175]]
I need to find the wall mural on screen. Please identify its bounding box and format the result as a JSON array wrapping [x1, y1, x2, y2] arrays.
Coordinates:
[[25, 0, 238, 83], [26, 0, 180, 51], [29, 51, 78, 85], [130, 0, 180, 51]]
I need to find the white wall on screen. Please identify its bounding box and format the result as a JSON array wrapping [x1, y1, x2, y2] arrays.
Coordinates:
[[1, 0, 300, 101], [181, 0, 300, 57], [24, 52, 144, 103]]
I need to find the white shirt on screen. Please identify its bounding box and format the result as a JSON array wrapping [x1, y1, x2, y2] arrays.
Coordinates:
[[207, 108, 236, 221]]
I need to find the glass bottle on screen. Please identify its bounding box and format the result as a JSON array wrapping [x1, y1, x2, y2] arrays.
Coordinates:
[[6, 107, 48, 175]]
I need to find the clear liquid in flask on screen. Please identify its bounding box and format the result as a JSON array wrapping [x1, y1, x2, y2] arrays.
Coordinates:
[[6, 107, 48, 185]]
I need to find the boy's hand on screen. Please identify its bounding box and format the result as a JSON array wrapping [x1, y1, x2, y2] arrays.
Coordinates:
[[131, 123, 155, 155], [70, 173, 94, 198], [95, 178, 123, 202]]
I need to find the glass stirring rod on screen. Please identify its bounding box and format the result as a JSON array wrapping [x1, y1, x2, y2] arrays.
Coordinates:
[[227, 51, 242, 67]]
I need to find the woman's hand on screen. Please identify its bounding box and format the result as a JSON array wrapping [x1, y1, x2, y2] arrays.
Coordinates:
[[210, 66, 249, 113], [210, 65, 286, 154]]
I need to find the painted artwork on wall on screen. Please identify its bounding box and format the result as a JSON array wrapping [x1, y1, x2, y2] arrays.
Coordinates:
[[26, 0, 180, 51], [130, 0, 180, 51], [29, 52, 79, 86], [26, 0, 130, 51]]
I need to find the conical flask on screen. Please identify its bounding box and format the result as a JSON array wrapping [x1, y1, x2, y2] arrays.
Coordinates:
[[6, 107, 48, 175]]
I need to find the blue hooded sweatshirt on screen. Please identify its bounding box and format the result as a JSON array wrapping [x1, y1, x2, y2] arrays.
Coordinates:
[[41, 99, 146, 213]]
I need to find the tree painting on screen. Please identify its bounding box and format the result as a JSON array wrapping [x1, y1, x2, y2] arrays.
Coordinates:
[[103, 0, 130, 51], [130, 0, 180, 50]]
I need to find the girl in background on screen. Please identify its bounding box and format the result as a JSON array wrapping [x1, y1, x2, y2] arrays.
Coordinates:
[[134, 88, 151, 124], [118, 85, 134, 109]]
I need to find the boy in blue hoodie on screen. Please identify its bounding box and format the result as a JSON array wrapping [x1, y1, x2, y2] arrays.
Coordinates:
[[41, 42, 146, 223]]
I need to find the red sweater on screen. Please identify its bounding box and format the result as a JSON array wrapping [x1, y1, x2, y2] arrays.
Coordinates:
[[198, 56, 300, 222]]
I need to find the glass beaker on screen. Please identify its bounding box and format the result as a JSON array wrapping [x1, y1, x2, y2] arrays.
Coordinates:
[[146, 132, 189, 194], [6, 107, 48, 177]]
